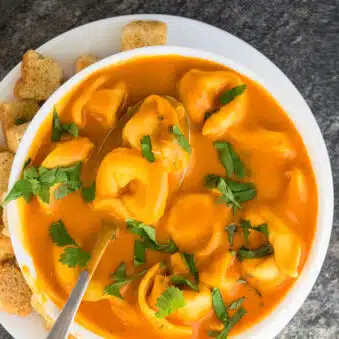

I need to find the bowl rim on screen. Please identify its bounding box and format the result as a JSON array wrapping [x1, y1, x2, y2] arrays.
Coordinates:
[[6, 45, 334, 339]]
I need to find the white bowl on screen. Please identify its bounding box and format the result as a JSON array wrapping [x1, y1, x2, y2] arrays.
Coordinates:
[[7, 46, 333, 339]]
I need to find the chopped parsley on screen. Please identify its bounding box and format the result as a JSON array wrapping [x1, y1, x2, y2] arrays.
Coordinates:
[[209, 288, 246, 338], [214, 141, 245, 179], [170, 275, 199, 292], [104, 263, 147, 299], [52, 106, 79, 142], [240, 220, 269, 245], [49, 220, 90, 268], [169, 125, 192, 153], [219, 84, 247, 106], [3, 162, 82, 205], [155, 286, 186, 318], [225, 224, 237, 246], [237, 244, 274, 262], [140, 135, 155, 163]]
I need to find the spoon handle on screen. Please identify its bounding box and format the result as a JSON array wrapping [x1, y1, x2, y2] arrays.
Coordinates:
[[46, 270, 90, 339]]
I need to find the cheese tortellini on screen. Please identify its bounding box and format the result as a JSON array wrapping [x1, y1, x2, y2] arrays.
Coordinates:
[[138, 263, 212, 337], [71, 77, 127, 128], [92, 148, 168, 224], [42, 137, 94, 168], [164, 193, 230, 259], [178, 69, 247, 138], [241, 207, 303, 293], [122, 95, 190, 172]]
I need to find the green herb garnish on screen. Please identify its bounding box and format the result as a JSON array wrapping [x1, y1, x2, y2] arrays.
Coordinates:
[[49, 220, 77, 247], [4, 162, 82, 205], [104, 263, 147, 299], [59, 247, 90, 268], [169, 125, 191, 153], [52, 106, 79, 142], [204, 174, 256, 214], [225, 224, 237, 246], [219, 84, 247, 106], [240, 220, 269, 245], [81, 182, 96, 203], [214, 141, 245, 179], [170, 275, 199, 292], [237, 244, 274, 261], [134, 240, 146, 266], [127, 219, 178, 254], [155, 286, 186, 318], [180, 253, 199, 283], [209, 288, 246, 338], [140, 135, 155, 163], [49, 220, 90, 268]]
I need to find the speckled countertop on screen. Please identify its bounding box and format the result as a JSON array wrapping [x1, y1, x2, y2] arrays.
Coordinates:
[[0, 0, 338, 338]]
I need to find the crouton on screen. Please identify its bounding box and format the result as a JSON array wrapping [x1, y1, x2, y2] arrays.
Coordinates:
[[0, 151, 14, 198], [0, 234, 14, 261], [121, 21, 167, 51], [75, 55, 99, 73], [0, 100, 38, 132], [14, 50, 63, 101], [0, 260, 32, 316], [2, 205, 9, 238], [6, 122, 29, 153]]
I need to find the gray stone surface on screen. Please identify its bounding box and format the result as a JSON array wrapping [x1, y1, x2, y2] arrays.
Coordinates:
[[0, 0, 338, 338]]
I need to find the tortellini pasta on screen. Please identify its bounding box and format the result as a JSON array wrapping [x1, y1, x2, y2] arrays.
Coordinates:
[[71, 76, 127, 128], [41, 137, 94, 168], [164, 193, 230, 259], [241, 207, 303, 293], [92, 147, 168, 224], [138, 263, 212, 337], [178, 69, 247, 138], [122, 95, 189, 172]]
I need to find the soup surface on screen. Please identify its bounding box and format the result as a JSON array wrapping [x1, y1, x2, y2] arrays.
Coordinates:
[[16, 55, 317, 338]]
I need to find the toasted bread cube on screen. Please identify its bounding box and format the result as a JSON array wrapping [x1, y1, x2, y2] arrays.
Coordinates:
[[14, 50, 63, 101], [6, 122, 29, 153], [75, 54, 99, 73], [121, 21, 167, 51], [0, 260, 32, 316], [0, 234, 14, 261], [0, 100, 38, 132], [0, 151, 14, 197]]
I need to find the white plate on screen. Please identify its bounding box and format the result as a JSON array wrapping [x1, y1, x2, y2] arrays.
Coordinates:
[[0, 14, 333, 339]]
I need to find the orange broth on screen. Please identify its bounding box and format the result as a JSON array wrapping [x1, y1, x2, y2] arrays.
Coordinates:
[[19, 55, 317, 338]]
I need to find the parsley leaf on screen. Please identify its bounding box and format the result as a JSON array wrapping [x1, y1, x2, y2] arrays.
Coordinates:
[[52, 106, 79, 142], [127, 219, 178, 254], [214, 141, 245, 179], [81, 182, 96, 203], [212, 288, 229, 323], [155, 286, 186, 318], [59, 247, 90, 268], [140, 135, 155, 162], [237, 244, 274, 261], [180, 253, 199, 283], [134, 240, 146, 266], [210, 288, 247, 338], [219, 84, 247, 106], [105, 263, 147, 299], [170, 275, 199, 292], [204, 175, 256, 214], [49, 220, 77, 247], [228, 297, 245, 310], [239, 220, 269, 245], [225, 224, 237, 246], [169, 125, 192, 153]]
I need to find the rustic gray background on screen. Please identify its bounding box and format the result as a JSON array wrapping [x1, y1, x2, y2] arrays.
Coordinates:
[[0, 0, 338, 338]]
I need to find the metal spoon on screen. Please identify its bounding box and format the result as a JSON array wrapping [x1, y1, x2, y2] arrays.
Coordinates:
[[46, 97, 191, 339]]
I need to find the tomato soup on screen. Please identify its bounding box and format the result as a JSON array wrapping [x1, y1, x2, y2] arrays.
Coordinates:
[[13, 55, 317, 338]]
